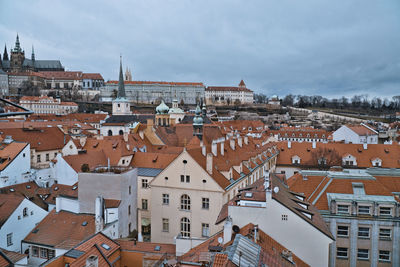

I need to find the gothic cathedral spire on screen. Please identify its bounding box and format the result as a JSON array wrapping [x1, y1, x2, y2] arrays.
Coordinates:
[[14, 34, 22, 52], [117, 56, 126, 98], [31, 45, 35, 61], [3, 44, 8, 61]]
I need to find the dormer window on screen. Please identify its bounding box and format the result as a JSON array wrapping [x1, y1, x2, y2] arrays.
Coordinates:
[[337, 204, 350, 214], [358, 205, 370, 215], [371, 158, 382, 167], [379, 207, 392, 216]]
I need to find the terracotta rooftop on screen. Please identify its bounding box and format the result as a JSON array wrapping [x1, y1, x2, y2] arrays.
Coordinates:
[[23, 210, 95, 250], [0, 194, 24, 227], [206, 86, 253, 93], [107, 80, 204, 86], [347, 124, 377, 136], [0, 140, 28, 171]]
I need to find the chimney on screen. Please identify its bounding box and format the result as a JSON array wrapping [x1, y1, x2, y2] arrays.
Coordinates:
[[202, 145, 206, 156], [254, 225, 258, 243], [220, 142, 224, 156], [230, 139, 235, 150], [95, 196, 104, 233], [212, 142, 217, 156], [238, 136, 243, 147], [264, 171, 272, 200], [363, 143, 368, 150], [206, 153, 213, 174], [139, 130, 144, 140], [223, 217, 233, 245], [244, 136, 248, 145], [147, 118, 154, 128], [123, 132, 129, 142], [287, 141, 291, 149], [312, 141, 316, 149]]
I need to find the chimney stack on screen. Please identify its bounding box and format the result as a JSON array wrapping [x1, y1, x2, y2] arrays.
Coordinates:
[[220, 142, 224, 156], [202, 145, 206, 156], [95, 196, 104, 233], [206, 153, 213, 174], [230, 139, 235, 150], [287, 141, 291, 149], [363, 143, 368, 150], [238, 136, 243, 147], [223, 217, 233, 245], [244, 136, 248, 145], [212, 142, 217, 156], [123, 132, 129, 142], [312, 141, 316, 149]]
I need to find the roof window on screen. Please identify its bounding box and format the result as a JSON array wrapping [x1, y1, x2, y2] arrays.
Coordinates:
[[154, 245, 161, 251], [101, 243, 111, 250], [245, 192, 253, 198]]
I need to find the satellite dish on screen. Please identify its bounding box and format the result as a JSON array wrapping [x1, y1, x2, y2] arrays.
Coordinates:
[[218, 237, 223, 244], [273, 186, 279, 193]]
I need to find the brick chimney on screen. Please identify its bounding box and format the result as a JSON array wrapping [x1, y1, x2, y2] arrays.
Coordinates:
[[220, 142, 224, 156], [238, 136, 243, 147], [230, 139, 235, 150], [212, 142, 217, 156], [244, 136, 248, 145], [206, 153, 213, 174]]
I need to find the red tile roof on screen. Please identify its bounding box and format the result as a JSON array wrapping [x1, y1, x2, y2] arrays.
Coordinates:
[[0, 194, 24, 227], [0, 141, 28, 171], [206, 86, 253, 93], [107, 80, 204, 86]]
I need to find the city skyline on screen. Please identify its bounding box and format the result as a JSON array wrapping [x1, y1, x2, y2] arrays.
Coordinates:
[[1, 0, 400, 98]]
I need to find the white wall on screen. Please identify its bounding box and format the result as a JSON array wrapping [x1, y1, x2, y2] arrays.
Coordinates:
[[0, 199, 48, 252], [332, 126, 359, 144], [62, 139, 78, 156], [51, 154, 78, 185], [228, 199, 332, 267], [0, 144, 31, 187], [56, 197, 80, 213], [275, 166, 300, 179]]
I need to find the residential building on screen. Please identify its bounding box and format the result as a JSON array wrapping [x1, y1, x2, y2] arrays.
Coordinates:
[[268, 126, 330, 142], [21, 210, 95, 266], [0, 136, 30, 187], [19, 96, 78, 115], [288, 168, 400, 267], [101, 80, 205, 105], [216, 173, 334, 266], [333, 124, 378, 144], [205, 80, 254, 105], [78, 168, 138, 238], [0, 194, 48, 253], [276, 141, 400, 178]]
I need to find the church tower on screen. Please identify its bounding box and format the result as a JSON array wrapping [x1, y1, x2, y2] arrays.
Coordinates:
[[10, 34, 25, 72], [112, 56, 131, 115], [193, 104, 203, 140]]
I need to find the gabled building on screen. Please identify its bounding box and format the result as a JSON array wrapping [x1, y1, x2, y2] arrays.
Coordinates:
[[0, 194, 48, 253], [215, 173, 334, 266], [0, 136, 30, 188], [205, 80, 254, 105], [333, 124, 378, 144]]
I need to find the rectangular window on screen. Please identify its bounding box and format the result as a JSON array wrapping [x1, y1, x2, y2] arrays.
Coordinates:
[[129, 186, 131, 195], [336, 247, 348, 259], [40, 248, 48, 259], [186, 175, 190, 183], [6, 233, 12, 246], [379, 228, 391, 239], [358, 227, 370, 238], [202, 223, 210, 237], [357, 249, 369, 260], [379, 207, 392, 216], [46, 153, 49, 161], [337, 205, 349, 214], [180, 175, 185, 182], [202, 198, 209, 209], [48, 249, 55, 259], [379, 250, 391, 262], [32, 246, 39, 257], [358, 205, 370, 215], [142, 199, 148, 210], [37, 154, 41, 163], [281, 214, 288, 221], [128, 205, 131, 215], [141, 179, 148, 188], [162, 194, 169, 205], [162, 218, 169, 232], [337, 225, 349, 237]]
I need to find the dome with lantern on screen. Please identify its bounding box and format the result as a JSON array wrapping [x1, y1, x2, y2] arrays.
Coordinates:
[[156, 100, 170, 114], [193, 105, 203, 125]]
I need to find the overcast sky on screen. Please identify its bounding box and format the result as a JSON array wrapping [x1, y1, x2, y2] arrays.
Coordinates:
[[1, 0, 400, 98]]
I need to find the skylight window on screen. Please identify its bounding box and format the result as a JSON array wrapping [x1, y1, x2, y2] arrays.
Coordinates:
[[244, 192, 253, 198], [101, 243, 111, 250], [154, 245, 161, 251]]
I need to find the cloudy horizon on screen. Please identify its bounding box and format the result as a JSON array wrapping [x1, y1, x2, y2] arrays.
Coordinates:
[[1, 0, 400, 99]]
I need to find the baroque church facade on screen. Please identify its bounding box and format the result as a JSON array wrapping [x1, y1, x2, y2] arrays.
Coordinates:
[[0, 34, 64, 72]]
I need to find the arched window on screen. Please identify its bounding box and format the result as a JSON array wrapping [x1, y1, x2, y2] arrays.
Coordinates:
[[163, 118, 166, 126], [180, 217, 190, 238], [158, 118, 161, 125], [23, 207, 28, 217], [180, 194, 191, 210], [119, 130, 124, 135], [108, 130, 113, 136]]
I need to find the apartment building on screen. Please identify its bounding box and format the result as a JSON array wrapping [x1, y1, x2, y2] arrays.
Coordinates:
[[19, 96, 78, 115], [288, 168, 400, 267], [205, 80, 254, 105]]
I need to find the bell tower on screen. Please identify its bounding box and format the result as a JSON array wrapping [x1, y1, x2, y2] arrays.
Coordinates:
[[10, 34, 25, 72], [112, 56, 131, 115]]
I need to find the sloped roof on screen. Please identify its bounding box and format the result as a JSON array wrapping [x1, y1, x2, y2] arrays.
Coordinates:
[[0, 141, 28, 171], [0, 194, 24, 227], [63, 150, 108, 172], [107, 80, 204, 87], [23, 210, 95, 250]]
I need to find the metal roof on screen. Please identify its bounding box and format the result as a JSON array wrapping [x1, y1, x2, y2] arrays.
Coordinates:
[[228, 234, 261, 267], [64, 249, 85, 259], [137, 167, 163, 177]]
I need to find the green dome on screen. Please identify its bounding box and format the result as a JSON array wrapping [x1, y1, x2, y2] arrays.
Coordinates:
[[156, 100, 169, 114], [193, 105, 203, 125]]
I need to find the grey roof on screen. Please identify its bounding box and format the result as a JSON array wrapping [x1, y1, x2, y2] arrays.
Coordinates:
[[181, 114, 213, 124], [23, 59, 63, 70], [228, 234, 261, 267], [137, 167, 163, 177], [327, 193, 397, 204], [104, 114, 154, 124], [0, 69, 6, 75], [64, 249, 85, 259]]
